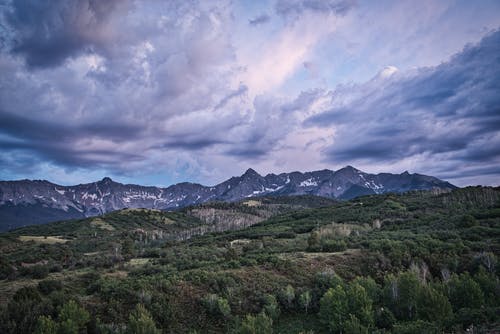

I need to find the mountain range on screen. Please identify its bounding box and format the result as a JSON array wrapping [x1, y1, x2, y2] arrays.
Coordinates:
[[0, 166, 456, 231]]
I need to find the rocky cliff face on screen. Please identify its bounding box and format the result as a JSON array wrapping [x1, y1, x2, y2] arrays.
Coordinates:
[[0, 166, 456, 230]]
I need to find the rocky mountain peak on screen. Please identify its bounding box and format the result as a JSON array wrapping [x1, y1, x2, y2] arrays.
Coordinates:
[[242, 168, 261, 178], [100, 177, 114, 183], [0, 166, 457, 231]]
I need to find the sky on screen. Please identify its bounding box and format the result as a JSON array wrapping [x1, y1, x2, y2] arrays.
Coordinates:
[[0, 0, 499, 187]]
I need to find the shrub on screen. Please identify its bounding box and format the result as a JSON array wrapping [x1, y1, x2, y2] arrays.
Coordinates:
[[202, 294, 231, 319], [322, 239, 347, 252], [392, 320, 439, 334], [261, 294, 280, 320], [38, 280, 63, 295]]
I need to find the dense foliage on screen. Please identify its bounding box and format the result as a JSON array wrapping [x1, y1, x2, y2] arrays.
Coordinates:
[[0, 187, 498, 333]]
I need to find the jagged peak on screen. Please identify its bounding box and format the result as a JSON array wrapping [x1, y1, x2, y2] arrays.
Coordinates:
[[336, 165, 361, 174], [100, 177, 114, 183], [242, 168, 261, 178], [344, 165, 359, 171]]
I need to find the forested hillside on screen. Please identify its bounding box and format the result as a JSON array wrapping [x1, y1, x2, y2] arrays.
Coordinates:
[[0, 188, 498, 333]]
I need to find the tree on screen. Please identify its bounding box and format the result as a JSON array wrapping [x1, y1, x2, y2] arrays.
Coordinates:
[[38, 279, 63, 295], [57, 319, 79, 334], [121, 238, 137, 259], [0, 256, 15, 280], [473, 267, 499, 306], [216, 298, 231, 318], [315, 270, 344, 296], [307, 231, 321, 251], [384, 272, 420, 320], [8, 286, 46, 334], [352, 276, 380, 304], [280, 285, 295, 310], [298, 291, 312, 314], [59, 300, 90, 329], [202, 294, 231, 318], [417, 285, 452, 328], [447, 273, 484, 310], [126, 304, 161, 334], [319, 285, 348, 333], [239, 312, 273, 334], [375, 307, 396, 330], [262, 294, 280, 320], [34, 316, 57, 334], [343, 315, 368, 334], [346, 283, 373, 328], [34, 300, 90, 334]]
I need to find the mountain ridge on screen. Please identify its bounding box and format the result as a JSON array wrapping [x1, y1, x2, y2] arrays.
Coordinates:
[[0, 166, 456, 231]]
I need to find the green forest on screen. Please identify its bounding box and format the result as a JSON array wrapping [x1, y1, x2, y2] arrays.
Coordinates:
[[0, 187, 499, 333]]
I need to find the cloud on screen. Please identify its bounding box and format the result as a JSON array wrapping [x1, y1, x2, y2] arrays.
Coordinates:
[[239, 1, 354, 95], [305, 30, 500, 184], [3, 0, 129, 69], [249, 14, 270, 26], [0, 1, 244, 178], [275, 0, 355, 20], [0, 0, 498, 187]]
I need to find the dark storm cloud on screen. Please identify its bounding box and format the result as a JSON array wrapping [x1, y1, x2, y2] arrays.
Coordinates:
[[3, 0, 127, 68], [0, 139, 142, 167], [305, 30, 500, 169], [156, 139, 228, 151], [225, 147, 268, 158], [1, 0, 498, 186], [0, 110, 142, 142], [0, 110, 144, 168], [0, 0, 247, 177], [249, 14, 270, 26]]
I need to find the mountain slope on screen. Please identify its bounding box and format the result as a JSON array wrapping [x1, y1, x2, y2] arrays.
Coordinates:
[[0, 187, 498, 333], [0, 166, 456, 231]]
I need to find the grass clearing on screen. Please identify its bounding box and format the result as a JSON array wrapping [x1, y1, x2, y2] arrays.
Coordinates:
[[242, 200, 261, 207], [279, 248, 361, 260], [18, 235, 69, 244], [127, 258, 151, 266], [90, 218, 115, 231], [103, 270, 128, 278]]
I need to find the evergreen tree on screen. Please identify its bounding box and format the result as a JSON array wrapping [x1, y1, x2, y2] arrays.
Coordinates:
[[239, 312, 273, 334], [127, 304, 161, 334], [58, 300, 90, 332], [34, 316, 57, 334]]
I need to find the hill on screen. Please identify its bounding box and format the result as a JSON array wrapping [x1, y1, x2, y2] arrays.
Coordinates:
[[0, 187, 498, 333]]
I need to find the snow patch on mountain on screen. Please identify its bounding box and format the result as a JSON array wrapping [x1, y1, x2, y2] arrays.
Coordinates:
[[300, 178, 318, 187]]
